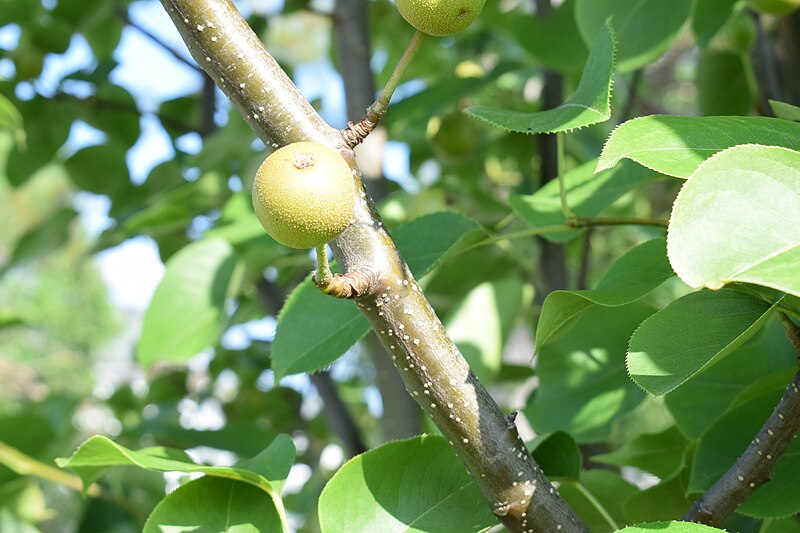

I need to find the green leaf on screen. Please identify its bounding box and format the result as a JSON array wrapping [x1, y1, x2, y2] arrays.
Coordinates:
[[83, 84, 141, 148], [616, 521, 726, 532], [525, 304, 651, 442], [445, 278, 523, 382], [668, 145, 800, 297], [529, 431, 582, 480], [64, 143, 131, 198], [692, 0, 741, 48], [575, 0, 693, 72], [597, 116, 800, 178], [665, 317, 797, 438], [536, 238, 673, 349], [593, 426, 688, 479], [559, 470, 638, 533], [0, 93, 26, 150], [697, 51, 754, 115], [690, 372, 800, 518], [466, 19, 615, 134], [770, 99, 800, 121], [143, 476, 283, 533], [510, 159, 661, 244], [318, 435, 497, 533], [622, 467, 695, 523], [272, 212, 482, 377], [6, 207, 77, 269], [137, 238, 238, 367], [627, 289, 775, 396], [487, 0, 588, 74], [58, 435, 294, 530]]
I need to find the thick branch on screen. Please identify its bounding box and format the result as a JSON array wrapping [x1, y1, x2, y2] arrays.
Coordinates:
[[162, 1, 587, 530], [683, 317, 800, 526]]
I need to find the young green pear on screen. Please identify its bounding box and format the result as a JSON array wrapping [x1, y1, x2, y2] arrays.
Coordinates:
[[252, 142, 355, 249], [396, 0, 485, 37]]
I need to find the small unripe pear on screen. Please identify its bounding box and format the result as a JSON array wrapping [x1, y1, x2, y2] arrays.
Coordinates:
[[252, 142, 355, 249], [396, 0, 485, 37]]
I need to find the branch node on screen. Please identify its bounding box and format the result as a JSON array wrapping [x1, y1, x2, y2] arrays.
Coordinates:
[[506, 410, 518, 429], [341, 118, 376, 148], [313, 267, 381, 299]]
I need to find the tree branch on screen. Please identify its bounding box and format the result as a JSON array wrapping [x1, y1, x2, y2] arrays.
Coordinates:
[[309, 372, 368, 457], [683, 315, 800, 526], [161, 1, 588, 530]]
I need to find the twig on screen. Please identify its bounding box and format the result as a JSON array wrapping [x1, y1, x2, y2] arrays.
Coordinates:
[[309, 372, 367, 457], [683, 315, 800, 526], [620, 69, 643, 123], [750, 9, 783, 115], [462, 216, 668, 255], [575, 227, 593, 290], [116, 8, 203, 73], [568, 216, 668, 228], [342, 31, 426, 147]]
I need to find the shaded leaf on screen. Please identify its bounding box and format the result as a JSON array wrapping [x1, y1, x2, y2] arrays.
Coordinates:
[[697, 51, 753, 116], [594, 426, 688, 479], [575, 0, 693, 72], [770, 100, 800, 122], [0, 92, 25, 149], [137, 238, 237, 367], [597, 116, 800, 178], [665, 318, 796, 438], [536, 238, 673, 349], [7, 208, 77, 269], [143, 476, 283, 533], [627, 290, 775, 396], [318, 435, 497, 533], [622, 467, 694, 523], [560, 470, 638, 533], [273, 212, 482, 377], [526, 304, 651, 442], [466, 19, 615, 133], [529, 431, 582, 480], [668, 145, 800, 297], [486, 0, 588, 74], [692, 0, 741, 48], [64, 142, 131, 198]]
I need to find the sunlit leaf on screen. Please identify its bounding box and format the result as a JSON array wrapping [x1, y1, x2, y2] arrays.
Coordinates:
[[137, 238, 237, 367], [668, 145, 800, 297], [466, 19, 615, 133], [597, 116, 800, 178], [318, 435, 497, 533]]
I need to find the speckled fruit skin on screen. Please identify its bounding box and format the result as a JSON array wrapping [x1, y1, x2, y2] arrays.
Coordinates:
[[396, 0, 486, 36], [252, 142, 355, 249]]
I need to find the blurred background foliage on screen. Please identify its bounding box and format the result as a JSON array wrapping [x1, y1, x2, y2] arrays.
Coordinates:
[[0, 0, 798, 531]]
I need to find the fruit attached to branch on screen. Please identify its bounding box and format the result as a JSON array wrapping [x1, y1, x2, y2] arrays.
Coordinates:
[[252, 142, 355, 249], [395, 0, 486, 37]]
